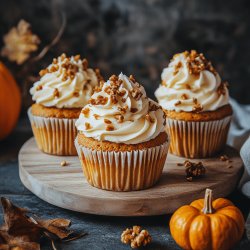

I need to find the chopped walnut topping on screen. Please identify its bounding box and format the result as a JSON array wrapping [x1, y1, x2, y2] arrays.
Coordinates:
[[93, 114, 100, 120], [109, 74, 118, 81], [175, 100, 182, 106], [62, 75, 67, 81], [50, 65, 58, 72], [82, 58, 88, 70], [60, 161, 68, 167], [39, 69, 49, 77], [121, 98, 126, 103], [184, 50, 217, 75], [73, 92, 79, 97], [83, 80, 91, 90], [148, 102, 160, 112], [93, 85, 103, 93], [74, 54, 80, 61], [85, 122, 92, 130], [179, 160, 206, 181], [161, 80, 167, 86], [186, 84, 191, 90], [111, 95, 118, 104], [106, 124, 115, 131], [104, 86, 111, 94], [220, 155, 229, 161], [121, 226, 152, 249], [192, 98, 203, 112], [53, 88, 60, 98], [173, 61, 182, 75], [181, 93, 188, 100], [129, 75, 136, 83], [118, 105, 128, 114], [89, 96, 108, 105], [217, 81, 229, 96], [130, 87, 142, 101], [36, 85, 43, 91], [61, 53, 66, 60], [192, 103, 203, 113], [118, 89, 126, 96], [39, 54, 93, 82], [104, 119, 112, 124], [52, 58, 58, 64], [115, 114, 124, 123], [81, 108, 90, 117], [95, 68, 104, 82], [145, 114, 155, 123], [131, 108, 138, 113]]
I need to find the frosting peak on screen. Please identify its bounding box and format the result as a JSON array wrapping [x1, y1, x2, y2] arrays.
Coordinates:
[[76, 73, 166, 144], [155, 50, 229, 112], [30, 53, 102, 108]]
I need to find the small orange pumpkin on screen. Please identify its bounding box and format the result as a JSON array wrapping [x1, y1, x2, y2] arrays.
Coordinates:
[[0, 62, 21, 140], [170, 188, 245, 250]]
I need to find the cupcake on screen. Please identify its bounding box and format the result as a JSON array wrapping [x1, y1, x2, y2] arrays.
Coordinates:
[[29, 53, 102, 155], [155, 50, 232, 158], [75, 73, 169, 191]]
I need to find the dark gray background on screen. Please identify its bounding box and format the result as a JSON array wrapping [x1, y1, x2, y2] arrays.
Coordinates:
[[0, 0, 250, 112]]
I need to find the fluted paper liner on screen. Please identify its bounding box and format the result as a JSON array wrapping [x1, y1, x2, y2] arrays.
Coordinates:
[[165, 116, 231, 158], [75, 138, 170, 191], [28, 108, 77, 156]]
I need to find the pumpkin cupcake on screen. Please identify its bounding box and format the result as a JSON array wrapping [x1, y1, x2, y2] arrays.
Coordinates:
[[75, 73, 169, 191], [155, 50, 232, 158], [29, 53, 102, 155]]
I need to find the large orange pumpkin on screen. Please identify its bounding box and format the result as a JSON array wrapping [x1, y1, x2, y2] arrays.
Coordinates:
[[0, 62, 21, 140], [170, 188, 245, 250]]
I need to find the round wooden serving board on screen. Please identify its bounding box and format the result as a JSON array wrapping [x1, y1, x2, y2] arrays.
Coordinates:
[[19, 137, 243, 216]]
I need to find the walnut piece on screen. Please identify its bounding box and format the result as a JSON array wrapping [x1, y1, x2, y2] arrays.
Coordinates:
[[178, 160, 206, 181], [60, 161, 68, 167], [1, 19, 40, 64], [121, 226, 152, 249], [185, 50, 217, 75], [220, 154, 229, 161]]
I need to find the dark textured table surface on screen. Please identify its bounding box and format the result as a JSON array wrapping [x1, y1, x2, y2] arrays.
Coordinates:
[[0, 118, 250, 250]]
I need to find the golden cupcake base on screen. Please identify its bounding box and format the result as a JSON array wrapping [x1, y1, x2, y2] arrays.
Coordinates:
[[75, 136, 170, 191]]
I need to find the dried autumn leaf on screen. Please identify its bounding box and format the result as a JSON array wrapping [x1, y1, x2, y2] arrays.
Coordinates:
[[0, 197, 86, 250], [0, 230, 40, 250], [0, 198, 41, 243], [1, 19, 40, 64], [35, 218, 72, 240]]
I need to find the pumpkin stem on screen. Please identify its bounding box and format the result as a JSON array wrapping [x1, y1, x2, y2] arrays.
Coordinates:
[[202, 188, 214, 214]]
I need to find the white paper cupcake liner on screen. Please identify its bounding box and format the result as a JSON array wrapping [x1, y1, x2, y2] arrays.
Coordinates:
[[75, 137, 170, 191], [28, 108, 78, 156], [165, 116, 231, 158]]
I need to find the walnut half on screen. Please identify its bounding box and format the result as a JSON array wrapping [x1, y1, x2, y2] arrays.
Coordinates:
[[121, 226, 152, 249]]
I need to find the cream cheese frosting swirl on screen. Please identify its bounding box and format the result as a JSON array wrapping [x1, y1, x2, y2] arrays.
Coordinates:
[[155, 50, 229, 112], [75, 73, 166, 144], [30, 54, 102, 108]]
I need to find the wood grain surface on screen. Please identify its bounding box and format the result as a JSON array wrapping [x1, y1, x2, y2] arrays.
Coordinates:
[[19, 137, 243, 216]]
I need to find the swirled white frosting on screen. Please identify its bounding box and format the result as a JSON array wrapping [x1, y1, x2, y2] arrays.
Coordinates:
[[155, 51, 229, 112], [76, 73, 166, 144], [30, 55, 100, 108]]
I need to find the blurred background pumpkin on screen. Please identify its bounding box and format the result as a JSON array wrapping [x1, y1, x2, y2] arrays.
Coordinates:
[[0, 62, 21, 140]]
